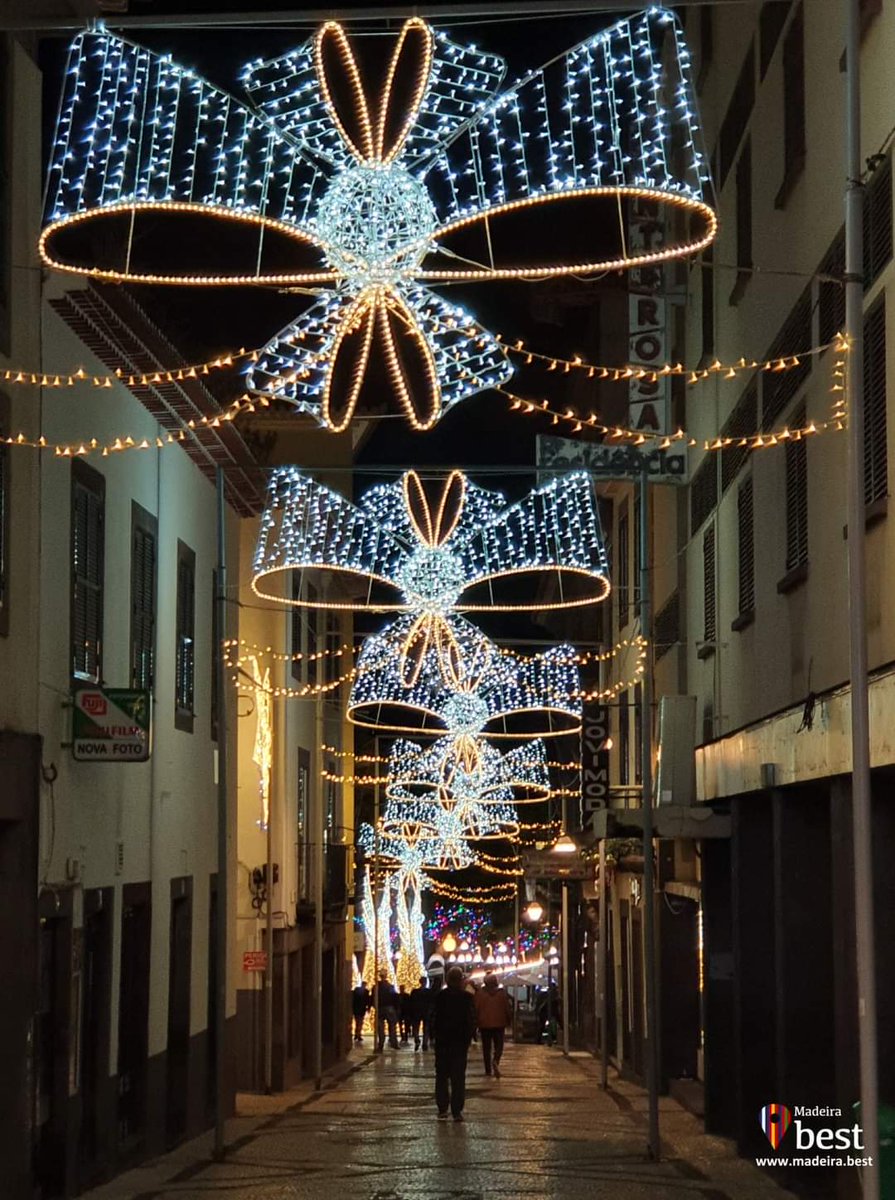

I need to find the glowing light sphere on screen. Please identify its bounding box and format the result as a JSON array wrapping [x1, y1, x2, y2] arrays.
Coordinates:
[[315, 163, 436, 285], [42, 11, 715, 431]]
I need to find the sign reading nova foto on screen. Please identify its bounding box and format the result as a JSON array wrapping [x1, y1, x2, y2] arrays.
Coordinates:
[[72, 687, 151, 762]]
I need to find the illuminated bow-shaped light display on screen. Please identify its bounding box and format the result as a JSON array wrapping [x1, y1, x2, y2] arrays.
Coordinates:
[[42, 10, 714, 430], [348, 614, 581, 738], [253, 467, 609, 614], [387, 733, 551, 806]]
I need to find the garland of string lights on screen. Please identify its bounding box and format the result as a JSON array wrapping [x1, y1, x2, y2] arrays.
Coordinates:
[[41, 10, 714, 431]]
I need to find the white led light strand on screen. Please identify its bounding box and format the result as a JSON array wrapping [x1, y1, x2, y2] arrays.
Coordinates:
[[42, 10, 714, 431], [253, 466, 609, 614]]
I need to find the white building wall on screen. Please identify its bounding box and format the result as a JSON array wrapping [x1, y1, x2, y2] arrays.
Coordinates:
[[37, 287, 238, 1064], [680, 0, 895, 771]]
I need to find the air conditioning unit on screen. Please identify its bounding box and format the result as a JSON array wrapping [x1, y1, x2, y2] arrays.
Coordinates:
[[656, 695, 696, 805]]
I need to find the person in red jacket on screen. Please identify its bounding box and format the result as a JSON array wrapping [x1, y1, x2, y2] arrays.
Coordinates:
[[474, 972, 513, 1078]]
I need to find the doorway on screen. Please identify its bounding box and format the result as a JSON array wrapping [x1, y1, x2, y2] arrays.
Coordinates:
[[117, 883, 151, 1158], [78, 887, 113, 1188], [166, 877, 193, 1147]]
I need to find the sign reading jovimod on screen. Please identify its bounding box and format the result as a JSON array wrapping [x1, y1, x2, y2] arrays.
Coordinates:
[[72, 687, 151, 762]]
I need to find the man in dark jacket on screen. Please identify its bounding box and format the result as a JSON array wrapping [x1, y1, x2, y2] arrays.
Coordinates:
[[432, 966, 476, 1121], [408, 976, 429, 1049], [351, 980, 371, 1042], [375, 970, 400, 1050]]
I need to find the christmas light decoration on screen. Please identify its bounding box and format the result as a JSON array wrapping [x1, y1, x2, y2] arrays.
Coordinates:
[[42, 11, 714, 430], [249, 656, 273, 829], [348, 614, 581, 738], [387, 734, 551, 805], [253, 467, 609, 614]]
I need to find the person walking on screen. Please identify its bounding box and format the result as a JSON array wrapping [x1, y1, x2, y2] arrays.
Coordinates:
[[398, 984, 412, 1043], [475, 971, 513, 1077], [409, 976, 428, 1049], [432, 965, 476, 1122], [375, 969, 400, 1050], [423, 976, 442, 1050], [351, 979, 372, 1043]]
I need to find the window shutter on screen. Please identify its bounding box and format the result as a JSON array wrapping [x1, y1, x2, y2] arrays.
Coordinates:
[[703, 527, 716, 643], [863, 296, 887, 505], [737, 477, 755, 615], [864, 157, 892, 290], [785, 405, 808, 570], [721, 382, 758, 493]]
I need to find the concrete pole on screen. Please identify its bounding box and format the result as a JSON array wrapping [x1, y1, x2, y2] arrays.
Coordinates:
[[264, 765, 274, 1093], [639, 467, 660, 1160], [562, 882, 570, 1056], [373, 735, 381, 1054], [213, 467, 229, 1158], [599, 839, 608, 1089], [313, 689, 325, 1089], [844, 2, 880, 1192]]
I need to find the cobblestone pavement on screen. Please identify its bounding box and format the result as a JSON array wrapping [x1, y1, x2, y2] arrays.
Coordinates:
[[84, 1043, 794, 1200]]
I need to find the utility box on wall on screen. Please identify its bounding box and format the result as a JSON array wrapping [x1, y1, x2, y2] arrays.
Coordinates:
[[656, 695, 697, 805]]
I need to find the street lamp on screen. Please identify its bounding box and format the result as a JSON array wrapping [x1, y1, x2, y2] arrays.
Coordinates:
[[524, 900, 544, 923], [551, 833, 578, 854]]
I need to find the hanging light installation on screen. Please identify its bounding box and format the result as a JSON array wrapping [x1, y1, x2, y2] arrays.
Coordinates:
[[387, 734, 551, 806], [347, 613, 581, 738], [42, 11, 714, 430], [253, 467, 609, 613]]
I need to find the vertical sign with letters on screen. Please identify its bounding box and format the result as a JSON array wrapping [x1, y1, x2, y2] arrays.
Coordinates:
[[581, 703, 611, 830], [628, 197, 687, 479]]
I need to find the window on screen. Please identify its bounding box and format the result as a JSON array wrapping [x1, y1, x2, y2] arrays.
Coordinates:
[[296, 747, 310, 903], [690, 454, 718, 534], [71, 460, 105, 681], [617, 504, 630, 628], [0, 37, 11, 356], [618, 690, 630, 787], [211, 569, 219, 742], [129, 503, 157, 691], [633, 683, 643, 787], [306, 583, 319, 686], [703, 527, 716, 644], [0, 391, 9, 637], [760, 1, 791, 78], [785, 405, 809, 572], [290, 572, 302, 683], [324, 612, 341, 691], [732, 140, 753, 301], [632, 491, 641, 611], [697, 5, 713, 89], [818, 228, 846, 347], [864, 156, 893, 290], [776, 4, 805, 208], [864, 296, 887, 506], [762, 287, 812, 429], [737, 478, 755, 618], [654, 590, 680, 662], [721, 382, 759, 493], [718, 42, 755, 187], [175, 540, 196, 732], [325, 760, 338, 845]]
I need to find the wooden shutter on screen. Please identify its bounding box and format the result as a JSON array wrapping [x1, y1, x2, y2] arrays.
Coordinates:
[[175, 541, 195, 728], [130, 507, 157, 690], [737, 477, 755, 615], [71, 462, 105, 681], [785, 406, 808, 570], [864, 296, 887, 505], [703, 527, 716, 643]]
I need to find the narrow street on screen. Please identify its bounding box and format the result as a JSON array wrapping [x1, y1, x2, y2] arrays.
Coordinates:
[[83, 1044, 792, 1200]]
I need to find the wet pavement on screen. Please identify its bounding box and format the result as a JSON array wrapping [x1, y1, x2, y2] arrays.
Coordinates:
[[83, 1042, 793, 1200]]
